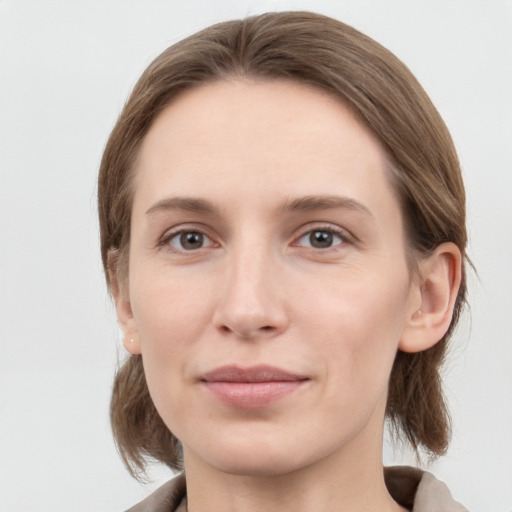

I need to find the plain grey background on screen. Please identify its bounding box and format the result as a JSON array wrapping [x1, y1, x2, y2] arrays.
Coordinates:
[[1, 1, 511, 510]]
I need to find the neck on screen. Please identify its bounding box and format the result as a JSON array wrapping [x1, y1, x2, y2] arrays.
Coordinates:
[[183, 415, 407, 512]]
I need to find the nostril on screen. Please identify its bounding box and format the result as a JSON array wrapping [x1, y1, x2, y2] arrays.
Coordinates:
[[218, 324, 277, 337]]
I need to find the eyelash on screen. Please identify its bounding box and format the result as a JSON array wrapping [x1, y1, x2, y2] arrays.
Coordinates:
[[158, 224, 354, 254], [158, 228, 217, 253], [293, 225, 352, 250]]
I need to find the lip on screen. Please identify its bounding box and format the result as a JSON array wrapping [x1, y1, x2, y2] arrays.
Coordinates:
[[199, 365, 309, 409]]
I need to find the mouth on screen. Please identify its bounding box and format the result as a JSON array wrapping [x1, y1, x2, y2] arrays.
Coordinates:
[[199, 365, 309, 409]]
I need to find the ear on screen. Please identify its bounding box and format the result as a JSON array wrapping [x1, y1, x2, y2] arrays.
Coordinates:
[[107, 249, 141, 355], [399, 242, 462, 353]]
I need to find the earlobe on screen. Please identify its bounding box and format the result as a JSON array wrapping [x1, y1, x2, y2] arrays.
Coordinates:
[[399, 242, 462, 354], [107, 249, 142, 355]]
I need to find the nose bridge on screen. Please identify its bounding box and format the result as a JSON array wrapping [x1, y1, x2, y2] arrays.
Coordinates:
[[213, 233, 286, 337], [230, 236, 267, 294]]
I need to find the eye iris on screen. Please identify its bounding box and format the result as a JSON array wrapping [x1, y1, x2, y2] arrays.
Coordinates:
[[310, 230, 333, 248], [180, 232, 203, 250]]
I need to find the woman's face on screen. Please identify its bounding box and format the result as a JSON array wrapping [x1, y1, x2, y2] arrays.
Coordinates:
[[121, 79, 421, 476]]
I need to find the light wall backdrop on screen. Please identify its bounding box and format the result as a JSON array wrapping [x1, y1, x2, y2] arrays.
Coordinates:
[[1, 1, 511, 510]]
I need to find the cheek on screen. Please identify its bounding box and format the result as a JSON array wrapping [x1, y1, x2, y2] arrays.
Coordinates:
[[129, 269, 214, 403], [309, 267, 411, 398], [131, 263, 212, 347]]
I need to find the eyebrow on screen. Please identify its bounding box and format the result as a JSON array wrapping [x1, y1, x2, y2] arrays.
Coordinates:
[[145, 194, 372, 217], [279, 195, 373, 217], [145, 197, 220, 216]]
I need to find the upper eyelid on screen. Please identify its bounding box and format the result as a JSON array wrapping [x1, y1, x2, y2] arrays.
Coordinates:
[[292, 222, 356, 244], [157, 225, 217, 251], [159, 223, 216, 240]]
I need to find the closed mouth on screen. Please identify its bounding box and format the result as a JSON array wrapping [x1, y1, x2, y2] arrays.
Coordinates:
[[199, 365, 309, 409], [199, 364, 308, 383]]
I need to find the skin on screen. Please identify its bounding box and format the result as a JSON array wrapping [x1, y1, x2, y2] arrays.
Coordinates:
[[113, 79, 461, 512]]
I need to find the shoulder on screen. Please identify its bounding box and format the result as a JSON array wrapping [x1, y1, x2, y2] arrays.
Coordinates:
[[125, 473, 186, 512], [385, 466, 469, 511]]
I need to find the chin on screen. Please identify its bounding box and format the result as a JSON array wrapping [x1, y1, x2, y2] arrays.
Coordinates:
[[184, 427, 342, 479], [206, 449, 307, 478]]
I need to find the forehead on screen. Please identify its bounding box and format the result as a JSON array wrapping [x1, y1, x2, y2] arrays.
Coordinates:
[[133, 79, 398, 221]]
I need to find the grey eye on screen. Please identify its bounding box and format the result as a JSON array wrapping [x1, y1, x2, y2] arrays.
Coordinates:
[[169, 231, 213, 250], [299, 229, 343, 249]]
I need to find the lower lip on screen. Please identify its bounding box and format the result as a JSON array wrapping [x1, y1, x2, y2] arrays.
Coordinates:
[[202, 381, 306, 409]]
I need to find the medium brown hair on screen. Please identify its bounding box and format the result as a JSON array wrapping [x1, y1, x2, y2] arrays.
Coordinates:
[[98, 11, 467, 477]]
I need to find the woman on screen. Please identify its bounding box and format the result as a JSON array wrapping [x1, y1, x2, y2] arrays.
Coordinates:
[[98, 11, 468, 511]]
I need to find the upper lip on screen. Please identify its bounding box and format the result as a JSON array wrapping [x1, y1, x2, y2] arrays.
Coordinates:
[[200, 365, 308, 383]]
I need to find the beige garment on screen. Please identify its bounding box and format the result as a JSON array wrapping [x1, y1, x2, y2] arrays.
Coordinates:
[[385, 466, 468, 511], [126, 466, 468, 511]]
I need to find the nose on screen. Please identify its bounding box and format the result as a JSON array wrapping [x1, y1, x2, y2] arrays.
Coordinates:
[[212, 243, 289, 339]]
